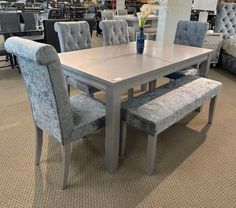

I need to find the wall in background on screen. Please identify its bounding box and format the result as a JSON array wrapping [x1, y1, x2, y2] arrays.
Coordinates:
[[156, 0, 192, 43]]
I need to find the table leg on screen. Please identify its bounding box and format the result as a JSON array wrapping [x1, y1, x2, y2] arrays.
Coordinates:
[[197, 54, 211, 111], [105, 86, 121, 173], [199, 54, 211, 78]]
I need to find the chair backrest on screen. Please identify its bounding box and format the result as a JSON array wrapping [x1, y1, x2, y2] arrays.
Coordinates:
[[174, 20, 208, 47], [0, 12, 20, 33], [117, 9, 128, 15], [214, 3, 236, 39], [4, 37, 73, 144], [99, 20, 129, 46], [54, 21, 92, 52], [43, 19, 69, 52], [21, 12, 37, 30], [101, 10, 114, 20]]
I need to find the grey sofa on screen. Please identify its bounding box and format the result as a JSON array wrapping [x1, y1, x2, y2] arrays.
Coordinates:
[[214, 3, 236, 75]]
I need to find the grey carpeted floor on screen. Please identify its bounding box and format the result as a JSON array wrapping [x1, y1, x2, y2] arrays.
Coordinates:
[[0, 35, 236, 207]]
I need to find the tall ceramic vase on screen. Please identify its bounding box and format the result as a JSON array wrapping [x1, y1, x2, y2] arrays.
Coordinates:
[[136, 27, 145, 54]]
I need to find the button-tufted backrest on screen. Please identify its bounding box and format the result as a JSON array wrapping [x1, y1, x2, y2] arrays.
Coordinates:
[[214, 3, 236, 39], [99, 20, 129, 46], [54, 21, 92, 52], [174, 21, 208, 47], [4, 37, 74, 144]]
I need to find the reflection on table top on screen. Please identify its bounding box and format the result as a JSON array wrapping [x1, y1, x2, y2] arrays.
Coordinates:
[[59, 41, 212, 86]]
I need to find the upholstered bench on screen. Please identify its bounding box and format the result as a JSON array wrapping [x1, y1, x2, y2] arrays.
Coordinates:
[[121, 75, 222, 175]]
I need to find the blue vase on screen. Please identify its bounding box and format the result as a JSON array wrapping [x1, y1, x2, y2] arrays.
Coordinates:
[[136, 28, 145, 54]]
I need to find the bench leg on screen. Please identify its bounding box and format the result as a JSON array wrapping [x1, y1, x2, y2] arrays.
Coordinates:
[[128, 88, 134, 99], [120, 121, 127, 157], [61, 143, 71, 190], [67, 85, 71, 96], [146, 134, 158, 175], [208, 96, 218, 124]]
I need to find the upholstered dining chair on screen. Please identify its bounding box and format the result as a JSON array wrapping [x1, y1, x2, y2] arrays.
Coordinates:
[[5, 37, 106, 189], [99, 20, 129, 46], [166, 20, 208, 80], [54, 21, 99, 96], [99, 20, 134, 98]]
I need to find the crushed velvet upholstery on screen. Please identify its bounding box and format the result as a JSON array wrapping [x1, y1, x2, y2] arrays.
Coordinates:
[[54, 21, 99, 95], [5, 37, 105, 145], [54, 21, 92, 52], [122, 75, 222, 136], [220, 49, 236, 74], [214, 3, 236, 39], [214, 3, 236, 75], [99, 20, 129, 46], [166, 21, 208, 79], [174, 21, 208, 47]]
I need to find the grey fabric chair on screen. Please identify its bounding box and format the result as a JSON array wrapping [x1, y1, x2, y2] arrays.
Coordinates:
[[4, 37, 105, 189], [166, 20, 208, 80], [54, 21, 99, 96], [99, 20, 133, 98], [99, 20, 130, 46]]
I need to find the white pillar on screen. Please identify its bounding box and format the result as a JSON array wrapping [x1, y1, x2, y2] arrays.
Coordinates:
[[116, 0, 125, 10], [156, 0, 192, 44], [101, 0, 106, 5]]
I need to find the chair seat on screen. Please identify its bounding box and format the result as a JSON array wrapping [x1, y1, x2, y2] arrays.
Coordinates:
[[165, 67, 198, 80], [66, 76, 100, 94], [122, 75, 222, 136], [70, 94, 105, 141]]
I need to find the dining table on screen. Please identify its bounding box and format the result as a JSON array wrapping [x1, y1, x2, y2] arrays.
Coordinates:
[[58, 40, 213, 173]]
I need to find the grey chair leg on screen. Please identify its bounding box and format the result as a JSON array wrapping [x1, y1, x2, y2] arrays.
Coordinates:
[[61, 143, 71, 189], [9, 55, 14, 69], [208, 96, 218, 124], [141, 83, 148, 91], [120, 121, 127, 157], [67, 85, 70, 95], [146, 134, 158, 175], [128, 88, 134, 99], [89, 92, 94, 98], [35, 126, 43, 165]]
